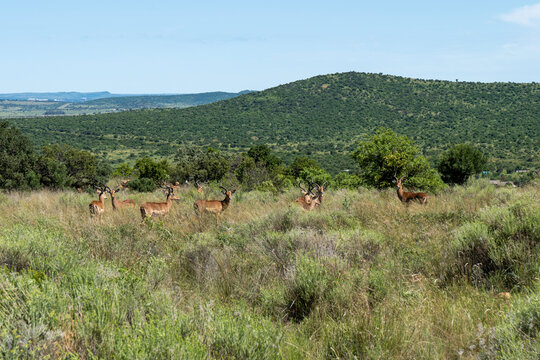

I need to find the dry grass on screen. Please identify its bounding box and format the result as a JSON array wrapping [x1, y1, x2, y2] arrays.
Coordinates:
[[0, 180, 539, 358]]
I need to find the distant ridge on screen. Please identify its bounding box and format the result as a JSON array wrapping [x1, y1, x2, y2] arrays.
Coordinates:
[[0, 91, 116, 102], [9, 72, 539, 173], [0, 90, 254, 118]]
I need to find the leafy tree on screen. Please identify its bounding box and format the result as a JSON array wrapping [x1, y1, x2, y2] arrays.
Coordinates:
[[298, 167, 332, 188], [134, 157, 170, 184], [36, 157, 71, 189], [351, 128, 444, 190], [0, 121, 40, 190], [438, 144, 488, 185], [112, 163, 134, 178], [39, 144, 110, 189], [334, 172, 363, 189], [286, 156, 320, 178], [247, 145, 282, 171], [236, 145, 284, 189], [171, 146, 229, 182]]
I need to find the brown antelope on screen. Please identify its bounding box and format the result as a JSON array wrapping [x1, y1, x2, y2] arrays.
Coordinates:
[[395, 177, 428, 204], [193, 185, 235, 221], [140, 186, 180, 220], [108, 186, 136, 210], [162, 181, 181, 192], [312, 181, 327, 208], [294, 182, 318, 211], [118, 179, 131, 189], [194, 179, 205, 195], [89, 186, 108, 216]]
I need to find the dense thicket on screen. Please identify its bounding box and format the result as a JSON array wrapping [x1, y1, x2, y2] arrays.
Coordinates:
[[0, 122, 109, 191], [10, 72, 539, 173], [0, 121, 40, 190]]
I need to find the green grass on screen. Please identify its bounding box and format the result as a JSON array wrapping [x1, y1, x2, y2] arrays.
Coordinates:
[[1, 180, 539, 358]]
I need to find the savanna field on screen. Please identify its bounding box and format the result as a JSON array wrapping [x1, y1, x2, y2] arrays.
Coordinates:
[[1, 180, 539, 359]]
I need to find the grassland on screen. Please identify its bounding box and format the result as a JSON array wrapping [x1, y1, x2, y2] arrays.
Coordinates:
[[1, 180, 539, 359]]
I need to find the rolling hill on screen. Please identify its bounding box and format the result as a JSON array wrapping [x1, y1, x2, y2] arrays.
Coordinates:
[[9, 72, 539, 173], [0, 91, 251, 118]]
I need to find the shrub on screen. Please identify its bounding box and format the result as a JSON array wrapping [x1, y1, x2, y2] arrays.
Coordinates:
[[450, 199, 540, 289], [128, 178, 157, 192], [284, 255, 333, 322]]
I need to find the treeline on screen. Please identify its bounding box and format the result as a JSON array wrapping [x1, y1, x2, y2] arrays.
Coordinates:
[[6, 120, 528, 193], [9, 72, 539, 174]]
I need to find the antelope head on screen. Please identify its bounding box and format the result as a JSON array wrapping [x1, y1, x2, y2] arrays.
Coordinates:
[[220, 185, 236, 199]]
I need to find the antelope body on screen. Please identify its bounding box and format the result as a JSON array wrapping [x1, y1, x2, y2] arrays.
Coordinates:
[[396, 178, 428, 204], [294, 181, 319, 211], [140, 187, 179, 220], [295, 192, 318, 211], [89, 188, 107, 216], [194, 186, 235, 219], [109, 188, 136, 210], [312, 182, 326, 208]]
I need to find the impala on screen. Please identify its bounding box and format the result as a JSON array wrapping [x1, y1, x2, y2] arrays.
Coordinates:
[[395, 176, 428, 204], [312, 181, 327, 207], [162, 181, 181, 192], [194, 179, 205, 194], [193, 185, 235, 221], [294, 182, 318, 211], [140, 186, 179, 220], [89, 185, 108, 216], [108, 186, 136, 210]]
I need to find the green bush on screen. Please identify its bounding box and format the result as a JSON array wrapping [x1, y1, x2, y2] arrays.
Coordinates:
[[285, 255, 333, 322], [450, 199, 540, 289], [128, 177, 157, 192]]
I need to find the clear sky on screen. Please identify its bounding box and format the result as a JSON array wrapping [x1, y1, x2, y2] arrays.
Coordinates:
[[1, 1, 539, 93]]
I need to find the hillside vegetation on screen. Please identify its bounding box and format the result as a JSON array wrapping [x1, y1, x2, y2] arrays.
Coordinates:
[[1, 180, 540, 358], [10, 72, 539, 173]]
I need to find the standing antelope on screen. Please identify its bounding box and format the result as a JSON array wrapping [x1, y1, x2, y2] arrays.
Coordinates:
[[89, 186, 108, 216], [193, 185, 235, 221], [140, 186, 179, 220], [108, 187, 136, 210], [395, 177, 428, 204], [294, 182, 318, 211]]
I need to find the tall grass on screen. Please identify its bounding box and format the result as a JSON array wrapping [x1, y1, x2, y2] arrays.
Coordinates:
[[0, 180, 538, 359]]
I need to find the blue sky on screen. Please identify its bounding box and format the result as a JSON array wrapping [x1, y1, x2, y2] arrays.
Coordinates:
[[1, 1, 539, 93]]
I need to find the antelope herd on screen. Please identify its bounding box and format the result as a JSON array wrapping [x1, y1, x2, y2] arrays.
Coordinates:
[[88, 174, 428, 221]]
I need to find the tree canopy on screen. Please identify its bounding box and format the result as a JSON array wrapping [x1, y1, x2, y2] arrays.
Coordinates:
[[438, 144, 488, 185], [351, 128, 445, 191]]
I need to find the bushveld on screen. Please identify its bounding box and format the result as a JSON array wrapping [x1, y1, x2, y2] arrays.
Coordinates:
[[1, 179, 539, 359]]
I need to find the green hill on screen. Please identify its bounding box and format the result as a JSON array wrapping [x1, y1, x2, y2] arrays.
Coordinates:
[[10, 72, 539, 173]]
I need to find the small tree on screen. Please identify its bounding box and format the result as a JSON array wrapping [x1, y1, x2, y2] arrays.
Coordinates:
[[438, 144, 488, 185], [171, 146, 229, 182], [351, 128, 444, 190], [236, 145, 284, 189], [286, 156, 320, 178], [134, 157, 170, 184]]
